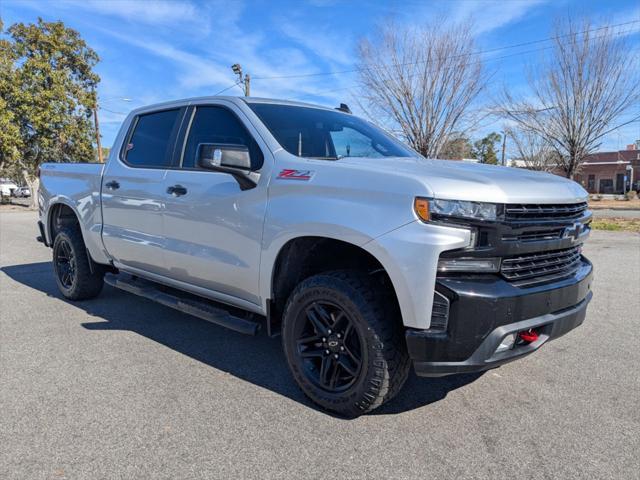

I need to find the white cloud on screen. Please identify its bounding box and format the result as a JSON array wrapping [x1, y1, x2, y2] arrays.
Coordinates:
[[449, 0, 550, 35], [57, 0, 201, 26], [96, 27, 231, 90], [279, 22, 354, 66]]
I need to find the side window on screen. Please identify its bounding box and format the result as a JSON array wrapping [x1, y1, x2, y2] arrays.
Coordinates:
[[124, 109, 181, 168], [182, 106, 263, 170]]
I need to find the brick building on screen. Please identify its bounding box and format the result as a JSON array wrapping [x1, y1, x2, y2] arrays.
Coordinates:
[[574, 143, 640, 194]]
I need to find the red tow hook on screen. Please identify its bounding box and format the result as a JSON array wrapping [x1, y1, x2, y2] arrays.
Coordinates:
[[518, 329, 539, 343]]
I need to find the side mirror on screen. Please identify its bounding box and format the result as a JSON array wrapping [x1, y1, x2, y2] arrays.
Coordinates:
[[198, 143, 252, 171], [197, 143, 256, 190]]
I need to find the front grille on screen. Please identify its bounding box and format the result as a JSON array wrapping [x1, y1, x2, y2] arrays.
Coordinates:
[[504, 202, 588, 221], [502, 228, 564, 243], [501, 246, 582, 286]]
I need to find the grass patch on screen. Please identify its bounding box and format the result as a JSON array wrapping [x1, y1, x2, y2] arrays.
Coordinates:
[[591, 218, 640, 233]]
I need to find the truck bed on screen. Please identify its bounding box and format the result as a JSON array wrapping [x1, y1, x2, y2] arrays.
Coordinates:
[[38, 162, 107, 263]]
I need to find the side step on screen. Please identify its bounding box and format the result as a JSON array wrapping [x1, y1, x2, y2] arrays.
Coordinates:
[[104, 274, 261, 335]]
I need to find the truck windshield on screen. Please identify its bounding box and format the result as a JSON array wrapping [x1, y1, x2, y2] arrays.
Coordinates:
[[247, 103, 416, 159]]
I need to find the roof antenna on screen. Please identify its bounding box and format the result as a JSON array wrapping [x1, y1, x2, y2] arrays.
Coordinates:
[[336, 103, 352, 114]]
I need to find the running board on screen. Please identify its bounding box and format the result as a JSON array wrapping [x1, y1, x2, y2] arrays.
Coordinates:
[[104, 274, 260, 335]]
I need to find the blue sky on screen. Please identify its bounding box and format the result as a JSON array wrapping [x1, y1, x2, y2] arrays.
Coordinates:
[[2, 0, 639, 151]]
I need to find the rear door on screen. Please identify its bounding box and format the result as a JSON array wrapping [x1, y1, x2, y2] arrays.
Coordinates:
[[161, 103, 269, 305], [101, 107, 185, 275]]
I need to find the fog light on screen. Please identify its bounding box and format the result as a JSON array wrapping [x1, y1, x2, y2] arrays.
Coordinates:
[[496, 333, 517, 353]]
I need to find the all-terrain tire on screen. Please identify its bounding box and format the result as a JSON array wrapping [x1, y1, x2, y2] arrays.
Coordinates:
[[52, 227, 104, 300], [282, 270, 410, 417]]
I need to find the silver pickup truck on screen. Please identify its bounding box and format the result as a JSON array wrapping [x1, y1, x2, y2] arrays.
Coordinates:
[[37, 96, 593, 416]]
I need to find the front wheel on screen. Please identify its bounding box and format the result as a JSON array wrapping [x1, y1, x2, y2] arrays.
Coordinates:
[[52, 227, 104, 300], [282, 270, 410, 417]]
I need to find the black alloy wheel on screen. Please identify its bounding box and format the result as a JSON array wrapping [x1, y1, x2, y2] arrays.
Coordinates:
[[52, 227, 104, 300], [282, 270, 410, 417], [295, 301, 364, 392], [54, 237, 76, 289]]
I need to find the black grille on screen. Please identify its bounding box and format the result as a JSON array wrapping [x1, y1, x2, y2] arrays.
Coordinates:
[[504, 202, 588, 221], [501, 246, 582, 286], [502, 229, 564, 243]]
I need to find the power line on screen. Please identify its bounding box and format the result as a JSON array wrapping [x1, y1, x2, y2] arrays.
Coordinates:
[[311, 27, 638, 96], [99, 106, 126, 115], [252, 19, 640, 81], [213, 81, 241, 96]]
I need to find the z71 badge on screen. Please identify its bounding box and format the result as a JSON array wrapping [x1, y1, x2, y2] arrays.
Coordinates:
[[277, 169, 314, 181]]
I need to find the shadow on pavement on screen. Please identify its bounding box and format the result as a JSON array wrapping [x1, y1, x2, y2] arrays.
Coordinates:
[[2, 261, 482, 417]]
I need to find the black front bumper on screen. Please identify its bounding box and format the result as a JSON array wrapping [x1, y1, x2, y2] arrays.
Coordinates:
[[407, 258, 593, 377]]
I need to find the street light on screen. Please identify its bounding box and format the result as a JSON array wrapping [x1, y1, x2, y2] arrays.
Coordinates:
[[231, 64, 250, 96]]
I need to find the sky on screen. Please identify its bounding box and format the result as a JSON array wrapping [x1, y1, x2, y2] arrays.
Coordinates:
[[1, 0, 639, 152]]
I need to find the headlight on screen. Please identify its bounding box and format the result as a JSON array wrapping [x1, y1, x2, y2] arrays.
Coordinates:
[[430, 199, 498, 221]]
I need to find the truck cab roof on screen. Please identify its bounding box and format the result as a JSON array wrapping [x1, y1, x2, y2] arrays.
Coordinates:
[[129, 96, 339, 117]]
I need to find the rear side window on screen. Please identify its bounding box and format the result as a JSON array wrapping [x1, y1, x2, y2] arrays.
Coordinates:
[[182, 106, 263, 170], [124, 109, 181, 168]]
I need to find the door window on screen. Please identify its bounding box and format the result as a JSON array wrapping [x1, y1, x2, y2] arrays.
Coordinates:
[[182, 106, 263, 170], [124, 109, 181, 168]]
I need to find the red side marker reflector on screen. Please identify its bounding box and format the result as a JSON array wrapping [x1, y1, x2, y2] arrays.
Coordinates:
[[519, 329, 539, 343]]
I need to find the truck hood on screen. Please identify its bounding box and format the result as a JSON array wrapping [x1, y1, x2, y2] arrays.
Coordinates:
[[341, 156, 587, 204]]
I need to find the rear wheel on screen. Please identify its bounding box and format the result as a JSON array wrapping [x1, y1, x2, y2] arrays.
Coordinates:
[[52, 228, 104, 300], [282, 270, 410, 417]]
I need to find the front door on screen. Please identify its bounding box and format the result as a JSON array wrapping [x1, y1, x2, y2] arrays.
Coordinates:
[[161, 104, 268, 305], [616, 173, 625, 193], [101, 108, 184, 275]]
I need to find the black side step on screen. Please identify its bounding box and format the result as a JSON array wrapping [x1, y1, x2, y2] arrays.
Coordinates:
[[104, 274, 260, 335]]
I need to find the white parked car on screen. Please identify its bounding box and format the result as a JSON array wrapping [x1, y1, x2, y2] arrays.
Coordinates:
[[0, 181, 18, 197], [13, 186, 31, 198]]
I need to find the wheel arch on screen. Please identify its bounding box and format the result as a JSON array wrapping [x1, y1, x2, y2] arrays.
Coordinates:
[[267, 235, 404, 331], [47, 201, 82, 244]]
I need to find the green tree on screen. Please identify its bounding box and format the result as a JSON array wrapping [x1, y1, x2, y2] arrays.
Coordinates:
[[473, 132, 502, 164], [0, 18, 99, 207], [0, 20, 23, 182], [440, 133, 474, 160]]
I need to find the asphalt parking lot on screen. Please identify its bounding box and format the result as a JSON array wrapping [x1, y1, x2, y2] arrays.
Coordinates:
[[1, 210, 639, 479]]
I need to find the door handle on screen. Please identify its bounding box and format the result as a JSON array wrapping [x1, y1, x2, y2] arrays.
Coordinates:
[[105, 180, 120, 190], [167, 184, 188, 196]]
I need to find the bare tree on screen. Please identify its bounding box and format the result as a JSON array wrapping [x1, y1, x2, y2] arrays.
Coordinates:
[[497, 19, 640, 178], [356, 21, 487, 158], [506, 127, 557, 172]]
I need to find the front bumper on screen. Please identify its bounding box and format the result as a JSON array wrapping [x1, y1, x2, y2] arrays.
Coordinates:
[[407, 257, 593, 377]]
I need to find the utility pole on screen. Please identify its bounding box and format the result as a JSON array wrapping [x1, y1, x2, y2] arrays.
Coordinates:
[[500, 130, 507, 166], [231, 63, 250, 96], [93, 97, 103, 163], [244, 73, 250, 97]]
